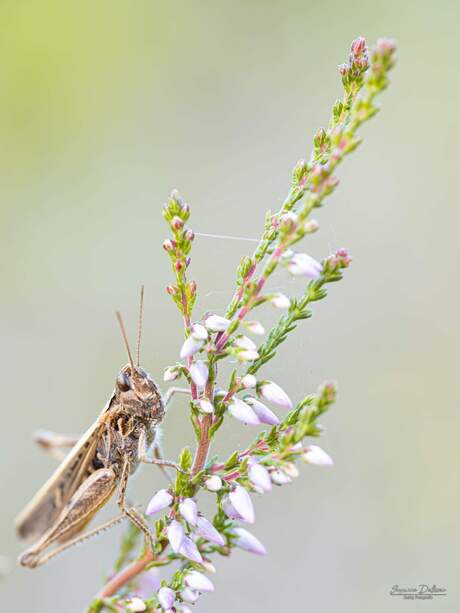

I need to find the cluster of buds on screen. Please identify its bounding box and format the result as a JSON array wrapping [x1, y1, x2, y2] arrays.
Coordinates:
[[339, 36, 369, 89]]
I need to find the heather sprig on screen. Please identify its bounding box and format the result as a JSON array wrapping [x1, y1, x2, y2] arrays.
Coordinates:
[[91, 36, 396, 612]]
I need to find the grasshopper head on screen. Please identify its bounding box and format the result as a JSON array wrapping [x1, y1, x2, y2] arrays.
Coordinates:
[[115, 364, 164, 419]]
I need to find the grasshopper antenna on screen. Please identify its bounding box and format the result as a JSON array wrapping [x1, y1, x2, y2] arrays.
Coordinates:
[[136, 285, 144, 366], [116, 311, 135, 373]]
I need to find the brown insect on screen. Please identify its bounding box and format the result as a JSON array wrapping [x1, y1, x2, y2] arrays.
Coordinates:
[[15, 288, 187, 568]]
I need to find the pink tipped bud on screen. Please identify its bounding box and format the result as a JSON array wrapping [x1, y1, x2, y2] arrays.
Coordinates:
[[228, 398, 260, 426], [191, 323, 208, 340], [185, 571, 214, 593], [287, 253, 322, 278], [158, 586, 175, 610], [195, 515, 225, 546], [146, 489, 173, 516], [270, 293, 290, 309], [244, 320, 265, 335], [162, 239, 175, 251], [190, 360, 209, 389], [185, 229, 195, 241], [166, 285, 178, 296], [248, 462, 272, 492], [229, 486, 255, 524], [351, 36, 367, 56], [246, 397, 280, 426], [241, 374, 257, 389], [258, 381, 293, 409], [167, 520, 185, 553], [303, 445, 334, 467], [204, 475, 222, 492], [204, 314, 231, 332], [234, 527, 267, 556], [171, 216, 183, 230], [180, 336, 203, 359], [179, 536, 203, 563], [179, 498, 198, 526]]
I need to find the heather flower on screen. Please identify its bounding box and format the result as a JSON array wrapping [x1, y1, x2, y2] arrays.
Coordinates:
[[180, 588, 200, 604], [244, 320, 265, 335], [222, 495, 244, 521], [134, 569, 161, 599], [204, 475, 223, 492], [270, 293, 291, 309], [163, 366, 180, 382], [158, 586, 175, 610], [204, 314, 231, 331], [191, 323, 208, 340], [185, 571, 215, 593], [228, 398, 260, 425], [126, 597, 147, 612], [167, 520, 185, 553], [283, 462, 300, 478], [229, 486, 255, 524], [146, 489, 173, 516], [303, 445, 334, 467], [181, 606, 193, 613], [179, 536, 203, 563], [241, 374, 257, 389], [270, 470, 292, 486], [234, 335, 257, 351], [237, 349, 260, 361], [248, 462, 272, 492], [287, 252, 322, 278], [245, 397, 280, 426], [190, 360, 209, 388], [233, 528, 267, 556], [195, 515, 225, 546], [199, 398, 214, 413], [180, 336, 203, 359], [258, 381, 293, 409], [179, 498, 198, 526]]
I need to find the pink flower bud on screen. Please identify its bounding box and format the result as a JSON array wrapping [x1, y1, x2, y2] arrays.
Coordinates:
[[270, 293, 290, 309], [228, 398, 260, 425], [229, 486, 255, 524], [179, 536, 203, 563], [351, 36, 367, 56], [258, 381, 293, 409], [185, 570, 215, 593], [158, 586, 175, 610], [162, 239, 175, 251], [185, 229, 195, 241], [179, 499, 198, 526], [303, 445, 334, 467], [146, 489, 173, 516], [195, 515, 225, 546], [241, 374, 257, 389], [166, 285, 177, 295], [204, 475, 222, 492], [171, 216, 183, 230], [248, 462, 272, 492], [190, 360, 209, 389], [180, 336, 203, 359], [204, 314, 231, 331], [167, 520, 185, 553], [287, 253, 322, 278], [246, 397, 280, 426], [234, 527, 267, 556], [244, 320, 265, 335]]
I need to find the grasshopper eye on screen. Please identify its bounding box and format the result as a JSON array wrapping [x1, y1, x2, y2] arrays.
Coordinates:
[[116, 372, 131, 392]]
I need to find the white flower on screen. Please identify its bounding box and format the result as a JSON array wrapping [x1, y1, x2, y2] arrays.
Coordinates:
[[126, 597, 147, 612], [270, 469, 292, 486], [229, 486, 255, 524], [180, 588, 200, 604], [204, 314, 231, 331], [287, 252, 322, 278], [246, 397, 280, 425], [180, 336, 203, 359], [163, 366, 180, 382], [185, 570, 215, 593], [234, 527, 267, 556], [258, 381, 293, 409], [179, 498, 198, 526], [238, 349, 260, 361], [234, 335, 257, 350], [179, 536, 203, 563], [241, 374, 257, 389], [244, 320, 266, 335], [199, 398, 214, 413], [190, 360, 209, 388], [228, 398, 260, 425], [248, 462, 272, 492], [303, 445, 334, 467], [270, 293, 291, 309], [167, 520, 185, 553], [204, 475, 223, 492], [283, 462, 300, 478], [146, 489, 173, 516], [191, 323, 208, 340], [195, 515, 225, 546], [158, 586, 175, 610]]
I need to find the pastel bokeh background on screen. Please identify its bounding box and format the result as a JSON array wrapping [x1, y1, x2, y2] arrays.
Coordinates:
[[1, 1, 459, 611]]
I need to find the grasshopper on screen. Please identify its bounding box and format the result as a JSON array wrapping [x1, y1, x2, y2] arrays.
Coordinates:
[[16, 288, 187, 568]]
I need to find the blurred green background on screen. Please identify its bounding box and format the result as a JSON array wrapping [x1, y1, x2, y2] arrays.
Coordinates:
[[1, 1, 459, 611]]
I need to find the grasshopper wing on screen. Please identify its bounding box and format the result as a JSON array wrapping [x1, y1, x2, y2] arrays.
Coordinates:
[[15, 395, 115, 542]]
